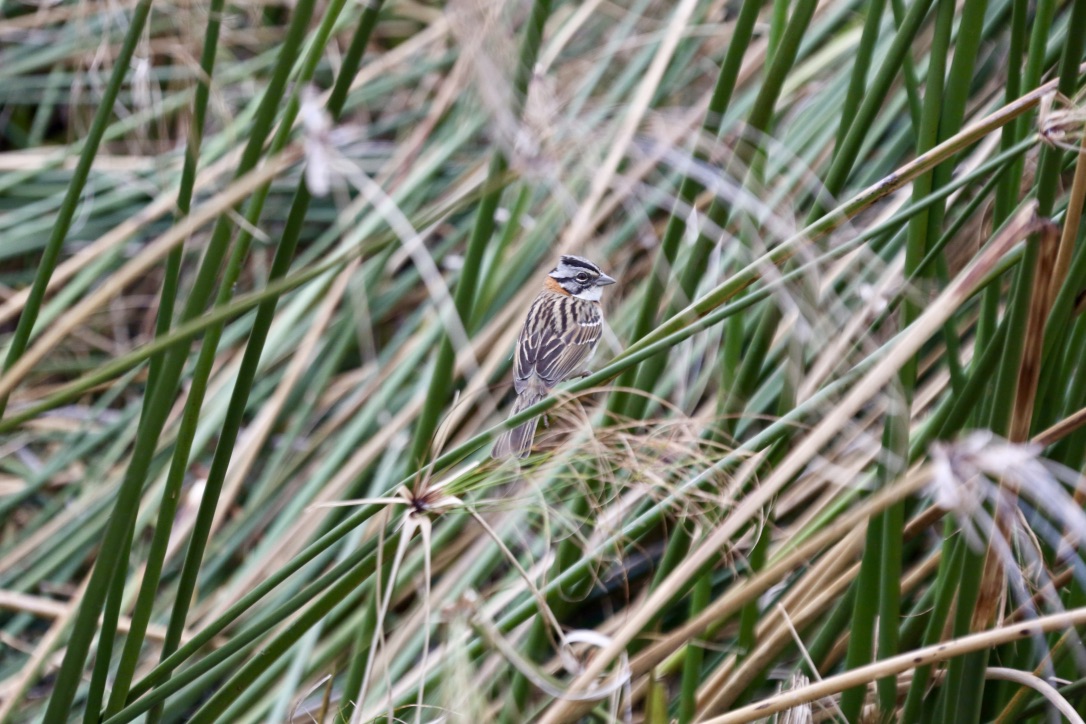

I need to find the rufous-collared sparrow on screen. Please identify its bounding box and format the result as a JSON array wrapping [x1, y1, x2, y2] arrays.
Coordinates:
[[491, 255, 617, 459]]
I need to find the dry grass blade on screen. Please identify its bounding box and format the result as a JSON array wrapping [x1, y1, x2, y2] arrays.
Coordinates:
[[6, 3, 1086, 721], [704, 608, 1086, 724], [0, 148, 303, 404], [987, 667, 1085, 724], [558, 0, 699, 251], [0, 574, 90, 722], [538, 201, 1049, 723], [0, 149, 242, 328]]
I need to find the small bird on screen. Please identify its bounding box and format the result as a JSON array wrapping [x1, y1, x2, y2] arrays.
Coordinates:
[[492, 255, 617, 459]]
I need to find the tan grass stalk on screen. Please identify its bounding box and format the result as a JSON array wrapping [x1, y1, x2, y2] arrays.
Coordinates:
[[558, 0, 699, 251], [352, 512, 420, 724], [0, 589, 196, 644], [703, 608, 1086, 724], [1033, 405, 1086, 447], [1010, 219, 1062, 443], [344, 509, 527, 716], [695, 542, 865, 714], [202, 260, 358, 546], [995, 621, 1085, 723], [0, 151, 164, 172], [0, 12, 453, 392], [0, 148, 303, 404], [1046, 125, 1086, 312], [539, 465, 929, 723], [974, 210, 1061, 632], [537, 0, 606, 72], [0, 573, 90, 722], [0, 479, 117, 577], [696, 525, 942, 715], [1030, 121, 1086, 452], [201, 295, 517, 616], [538, 203, 1047, 724], [819, 551, 944, 672], [200, 399, 421, 619], [0, 149, 241, 329], [988, 667, 1085, 724]]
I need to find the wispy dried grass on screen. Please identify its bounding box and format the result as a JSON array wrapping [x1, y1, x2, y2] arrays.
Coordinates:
[[3, 0, 1086, 722]]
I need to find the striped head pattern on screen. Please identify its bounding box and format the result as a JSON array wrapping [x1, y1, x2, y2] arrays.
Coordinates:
[[548, 255, 616, 301]]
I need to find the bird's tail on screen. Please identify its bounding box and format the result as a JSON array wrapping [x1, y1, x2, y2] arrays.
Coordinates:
[[491, 390, 546, 459]]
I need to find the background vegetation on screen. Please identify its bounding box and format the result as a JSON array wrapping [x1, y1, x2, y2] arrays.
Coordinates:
[[2, 0, 1086, 721]]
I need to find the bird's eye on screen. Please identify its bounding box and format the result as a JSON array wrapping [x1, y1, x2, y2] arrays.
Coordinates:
[[576, 272, 589, 282]]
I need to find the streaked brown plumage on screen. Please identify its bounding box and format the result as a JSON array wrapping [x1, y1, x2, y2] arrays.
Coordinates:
[[492, 255, 616, 459]]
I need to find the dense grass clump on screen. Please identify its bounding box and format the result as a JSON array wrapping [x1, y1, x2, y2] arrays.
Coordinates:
[[2, 0, 1086, 721]]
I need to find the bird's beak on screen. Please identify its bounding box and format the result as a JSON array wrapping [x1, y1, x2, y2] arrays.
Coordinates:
[[597, 273, 617, 286]]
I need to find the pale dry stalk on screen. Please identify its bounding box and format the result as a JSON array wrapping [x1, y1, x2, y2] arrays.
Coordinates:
[[539, 203, 1045, 723], [703, 607, 1086, 724]]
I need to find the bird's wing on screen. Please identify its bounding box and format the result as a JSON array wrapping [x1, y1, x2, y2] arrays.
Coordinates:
[[514, 295, 601, 393]]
